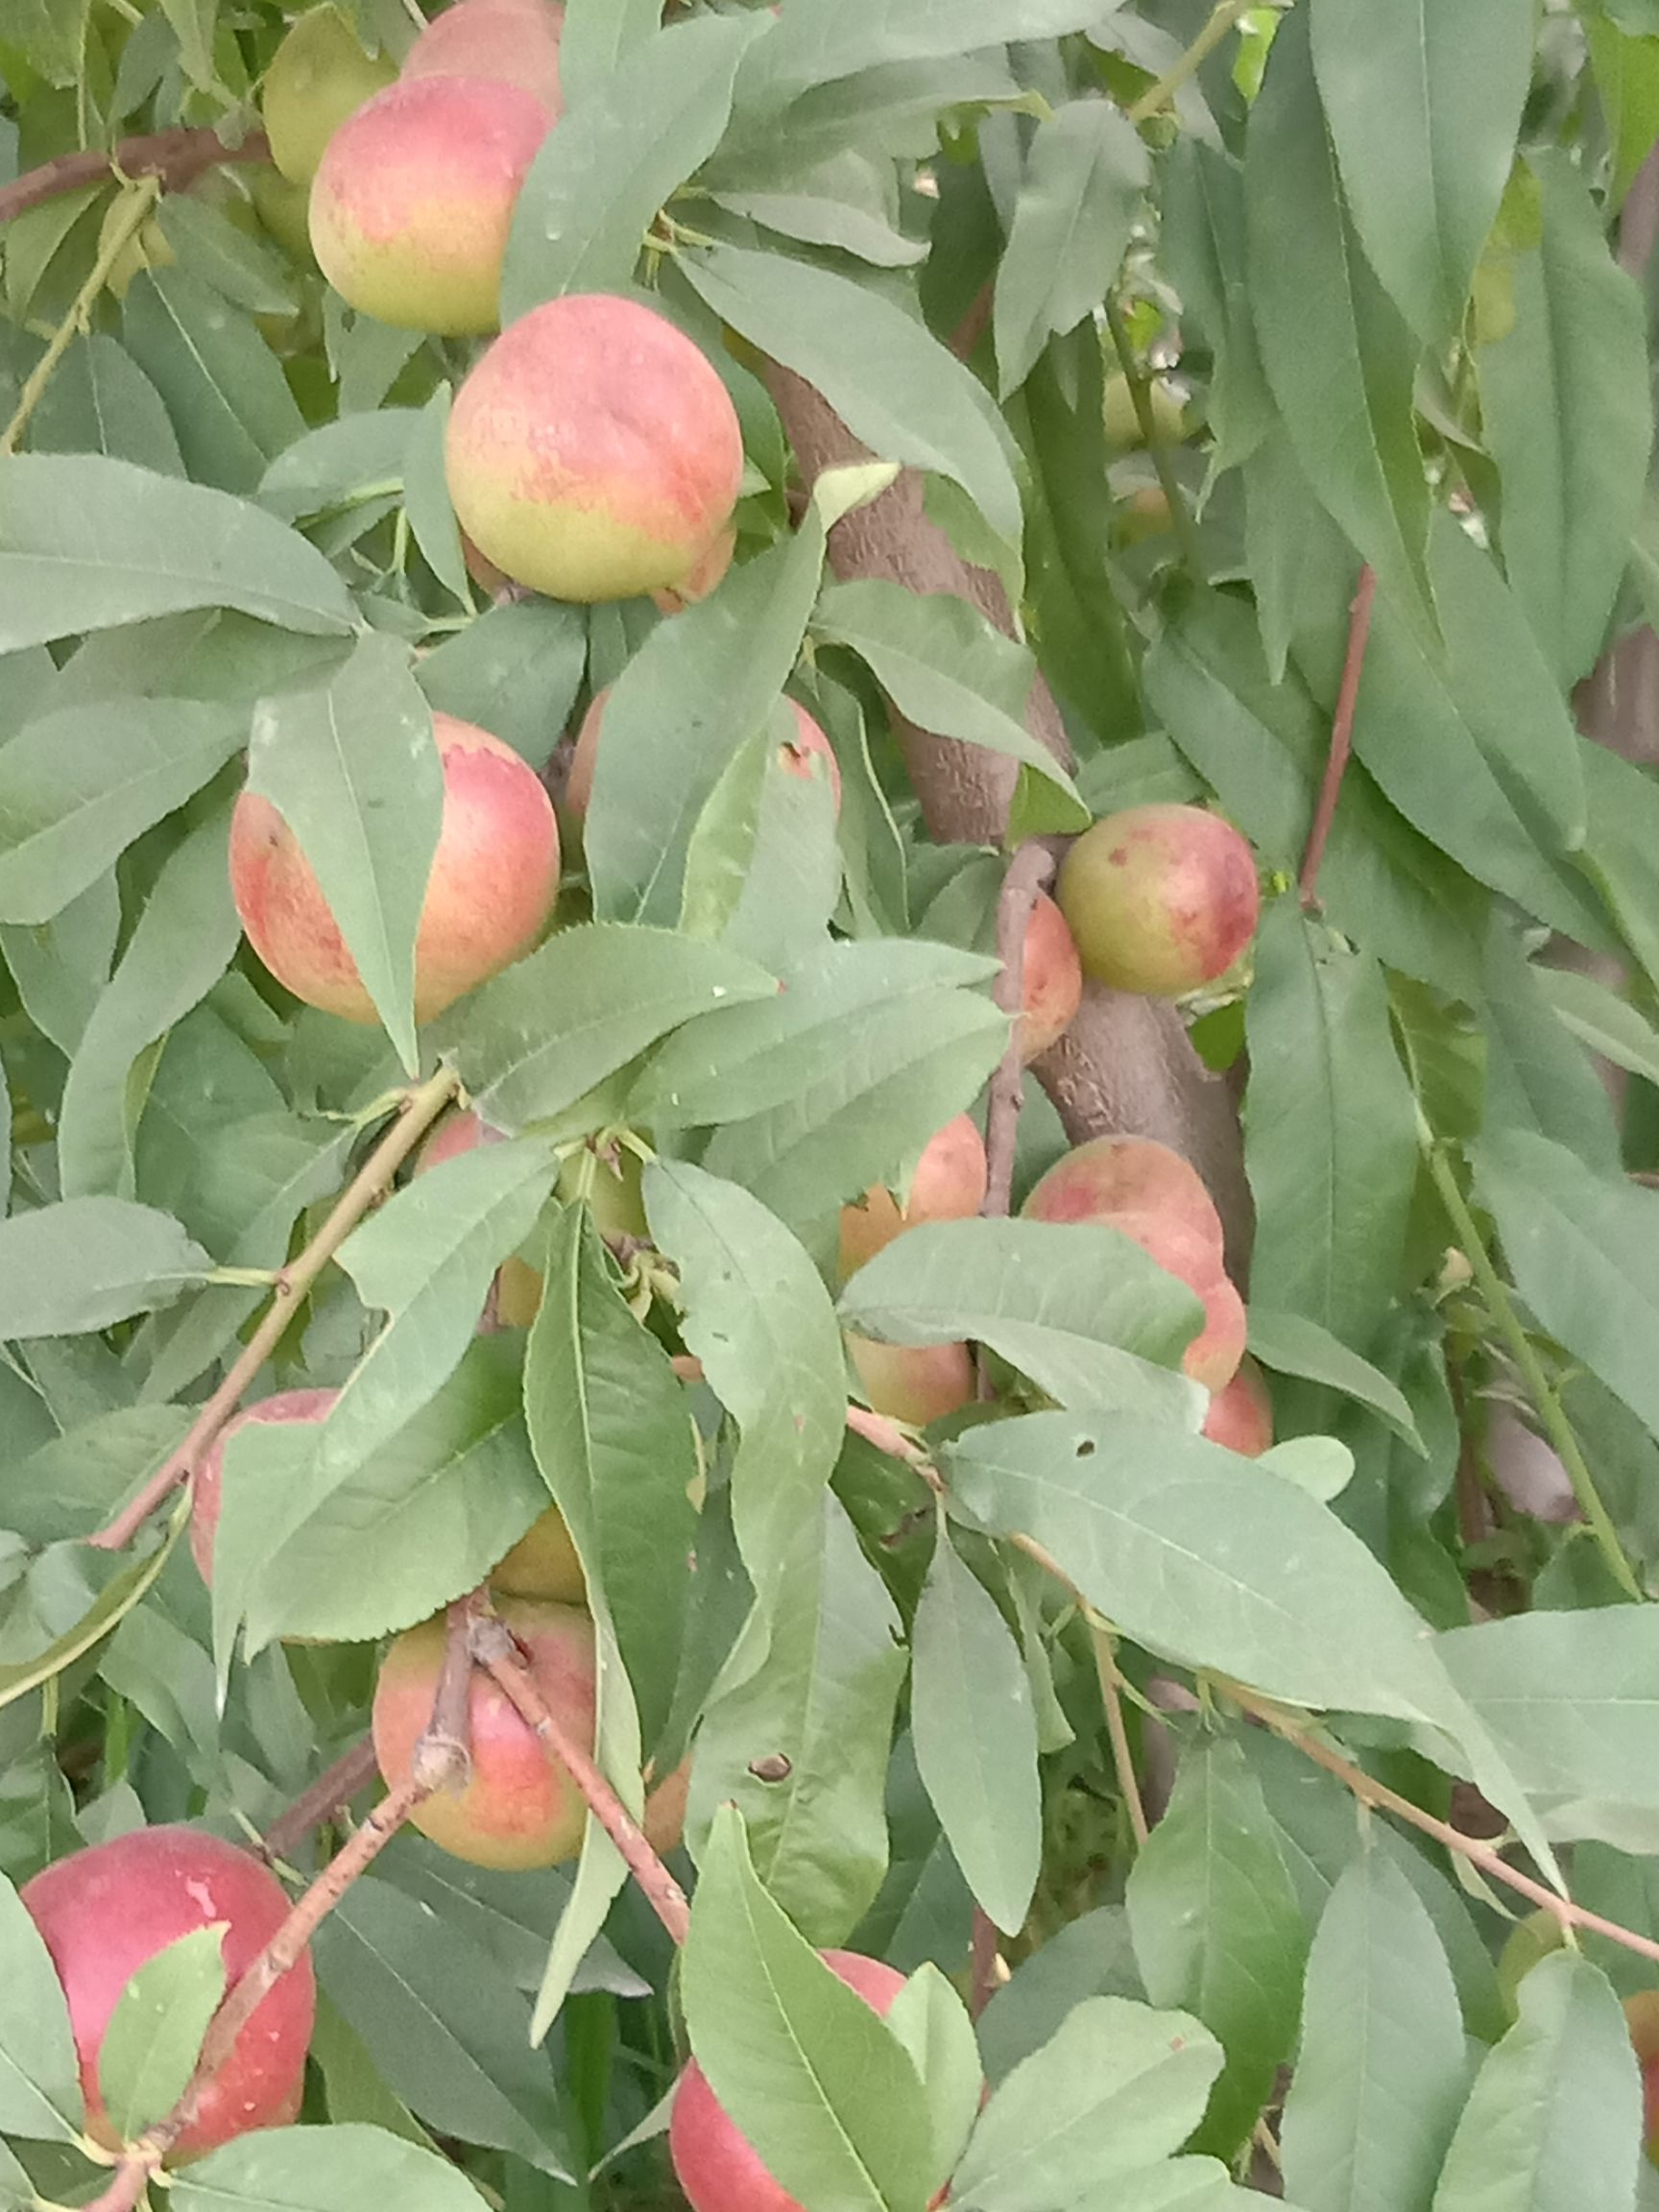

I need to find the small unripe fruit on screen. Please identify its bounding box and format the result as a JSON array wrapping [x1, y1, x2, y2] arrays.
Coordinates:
[[1102, 373, 1185, 453], [650, 524, 736, 614], [248, 164, 317, 263], [566, 693, 837, 828], [1018, 891, 1083, 1062], [21, 1828, 315, 2163], [1057, 805, 1259, 998], [191, 1387, 338, 1584], [309, 76, 549, 334], [838, 1114, 988, 1280], [671, 1951, 906, 2212], [402, 0, 565, 111], [1201, 1356, 1273, 1456], [846, 1334, 976, 1427], [230, 711, 560, 1025], [446, 294, 744, 603], [261, 6, 396, 185], [372, 1599, 682, 1868]]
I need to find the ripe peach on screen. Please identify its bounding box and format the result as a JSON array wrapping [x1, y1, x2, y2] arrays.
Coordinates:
[[20, 1827, 314, 2162], [445, 294, 744, 603], [846, 1335, 976, 1428], [1057, 805, 1259, 998], [402, 0, 565, 112], [1018, 891, 1083, 1061], [230, 711, 560, 1026], [1201, 1355, 1273, 1456], [262, 6, 396, 186], [415, 1108, 545, 1327], [650, 524, 736, 613], [190, 1387, 338, 1584], [671, 1951, 906, 2212], [566, 692, 837, 826], [373, 1599, 685, 1868], [308, 76, 550, 334], [838, 1114, 988, 1282]]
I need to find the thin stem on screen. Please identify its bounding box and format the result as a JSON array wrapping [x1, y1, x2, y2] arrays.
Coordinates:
[[1094, 1629, 1150, 1849], [260, 1737, 378, 1865], [1421, 1136, 1643, 1600], [970, 1910, 1001, 2019], [1125, 0, 1251, 124], [0, 126, 270, 228], [1299, 565, 1377, 907], [1101, 296, 1204, 582], [91, 1065, 462, 1551], [2, 176, 160, 455]]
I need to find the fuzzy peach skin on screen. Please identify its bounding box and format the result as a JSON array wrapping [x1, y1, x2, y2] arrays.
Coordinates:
[[650, 523, 736, 613], [1201, 1354, 1274, 1456], [191, 1387, 338, 1584], [402, 0, 565, 111], [372, 1599, 685, 1868], [230, 712, 560, 1026], [1018, 890, 1083, 1061], [846, 1334, 977, 1428], [1057, 803, 1260, 998], [838, 1113, 989, 1280], [671, 1952, 907, 2212], [308, 76, 550, 334], [445, 294, 745, 603], [21, 1828, 315, 2162], [566, 692, 837, 827]]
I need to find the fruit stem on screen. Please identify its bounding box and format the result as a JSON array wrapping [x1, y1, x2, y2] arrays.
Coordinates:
[[89, 1063, 463, 1552], [1093, 1627, 1151, 1849], [1100, 295, 1204, 582], [1298, 565, 1377, 908], [1, 175, 161, 456], [1419, 1129, 1644, 1601], [260, 1736, 380, 1865], [1124, 0, 1252, 124]]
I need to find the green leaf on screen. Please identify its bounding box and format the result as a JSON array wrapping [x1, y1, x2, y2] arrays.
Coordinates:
[[1479, 154, 1654, 686], [123, 268, 305, 493], [0, 698, 242, 927], [1475, 1125, 1659, 1447], [712, 175, 927, 269], [502, 13, 758, 315], [1310, 0, 1531, 347], [1160, 142, 1274, 471], [556, 0, 661, 107], [910, 1531, 1040, 1937], [1537, 966, 1659, 1091], [682, 1804, 933, 2212], [1243, 6, 1432, 637], [953, 1995, 1223, 2210], [441, 923, 777, 1133], [684, 244, 1022, 545], [399, 389, 468, 605], [173, 2124, 493, 2212], [0, 1869, 83, 2141], [418, 599, 585, 772], [0, 1198, 211, 1337], [1243, 902, 1417, 1355], [838, 1217, 1204, 1422], [98, 1924, 227, 2145], [1278, 1849, 1468, 2212], [1245, 1309, 1425, 1453], [993, 100, 1148, 397], [0, 455, 355, 649], [1588, 18, 1659, 207], [31, 333, 184, 475], [257, 409, 420, 522], [246, 632, 442, 1073], [155, 196, 298, 318], [884, 1967, 982, 2196], [1482, 918, 1621, 1175], [1431, 1953, 1641, 2212], [1125, 1736, 1307, 2159]]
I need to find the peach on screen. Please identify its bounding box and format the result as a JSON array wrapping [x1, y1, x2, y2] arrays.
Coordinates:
[[230, 711, 560, 1025], [415, 1108, 545, 1327], [21, 1828, 314, 2162], [372, 1599, 683, 1868], [308, 76, 550, 334], [190, 1387, 338, 1584], [650, 524, 736, 613], [445, 294, 744, 602], [1201, 1355, 1273, 1455], [1057, 805, 1259, 998], [566, 692, 837, 826], [838, 1114, 988, 1281], [671, 1951, 907, 2212], [1628, 1991, 1659, 2160], [402, 0, 565, 111], [1102, 373, 1185, 454], [261, 6, 395, 186], [846, 1335, 976, 1428], [1018, 891, 1083, 1061]]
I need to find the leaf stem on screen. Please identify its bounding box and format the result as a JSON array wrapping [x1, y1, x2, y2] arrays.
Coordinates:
[[1299, 565, 1376, 907], [1, 176, 161, 456], [1420, 1133, 1643, 1600], [1093, 1628, 1150, 1848], [1125, 0, 1252, 124], [1101, 295, 1204, 582]]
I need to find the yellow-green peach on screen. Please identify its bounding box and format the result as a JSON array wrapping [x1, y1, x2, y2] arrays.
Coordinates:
[[1057, 804, 1260, 998], [262, 6, 396, 186]]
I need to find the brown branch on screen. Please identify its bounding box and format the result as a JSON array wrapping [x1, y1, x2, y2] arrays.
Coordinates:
[[260, 1737, 378, 1865], [0, 126, 272, 228], [91, 1065, 462, 1552], [469, 1602, 691, 1945], [982, 841, 1060, 1226], [1299, 565, 1377, 908]]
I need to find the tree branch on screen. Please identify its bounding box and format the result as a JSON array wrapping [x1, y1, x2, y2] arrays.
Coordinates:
[[260, 1737, 379, 1866], [3, 176, 160, 454], [1299, 565, 1377, 908], [0, 125, 272, 228], [982, 841, 1059, 1225]]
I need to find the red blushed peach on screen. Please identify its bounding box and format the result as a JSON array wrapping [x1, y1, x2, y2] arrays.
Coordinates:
[[1018, 891, 1083, 1062], [1022, 1134, 1223, 1254], [671, 1952, 907, 2212], [1201, 1354, 1273, 1455], [308, 76, 550, 334], [838, 1114, 989, 1281], [230, 711, 560, 1025], [402, 0, 565, 112], [21, 1828, 314, 2163], [650, 523, 736, 613], [846, 1334, 976, 1428], [565, 692, 838, 828], [445, 294, 744, 603], [1057, 804, 1260, 998], [1111, 1212, 1244, 1393], [190, 1387, 338, 1585]]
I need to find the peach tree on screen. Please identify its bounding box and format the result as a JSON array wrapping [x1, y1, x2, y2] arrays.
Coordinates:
[[2, 1, 1659, 2209]]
